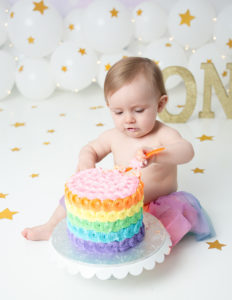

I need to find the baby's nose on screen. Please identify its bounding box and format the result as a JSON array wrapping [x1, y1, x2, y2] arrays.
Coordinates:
[[125, 112, 135, 123]]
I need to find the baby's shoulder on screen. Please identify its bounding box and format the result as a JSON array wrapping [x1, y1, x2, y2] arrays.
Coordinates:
[[156, 121, 181, 138]]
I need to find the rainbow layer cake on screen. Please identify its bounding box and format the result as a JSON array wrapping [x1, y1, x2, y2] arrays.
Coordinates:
[[64, 168, 145, 253]]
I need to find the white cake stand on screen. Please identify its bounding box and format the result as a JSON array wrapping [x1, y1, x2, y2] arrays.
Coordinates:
[[50, 212, 172, 280]]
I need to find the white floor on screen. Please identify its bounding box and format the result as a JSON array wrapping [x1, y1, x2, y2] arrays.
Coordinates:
[[0, 83, 232, 300]]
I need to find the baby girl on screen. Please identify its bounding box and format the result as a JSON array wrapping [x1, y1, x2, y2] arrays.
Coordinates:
[[22, 57, 214, 246]]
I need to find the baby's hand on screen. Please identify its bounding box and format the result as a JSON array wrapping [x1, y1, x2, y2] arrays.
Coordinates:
[[76, 162, 95, 172], [134, 147, 159, 168]]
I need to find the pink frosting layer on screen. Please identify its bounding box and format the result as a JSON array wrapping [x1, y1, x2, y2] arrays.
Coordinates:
[[66, 168, 140, 201]]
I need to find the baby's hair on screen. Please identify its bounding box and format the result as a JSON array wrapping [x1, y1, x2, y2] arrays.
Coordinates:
[[104, 56, 167, 103]]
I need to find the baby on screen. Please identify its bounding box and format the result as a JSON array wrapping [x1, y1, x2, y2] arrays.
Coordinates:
[[22, 57, 214, 246]]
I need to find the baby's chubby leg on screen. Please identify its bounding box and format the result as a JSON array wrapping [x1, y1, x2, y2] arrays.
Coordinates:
[[22, 202, 66, 241]]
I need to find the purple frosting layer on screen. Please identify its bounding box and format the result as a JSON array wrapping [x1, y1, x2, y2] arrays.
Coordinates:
[[68, 223, 145, 253]]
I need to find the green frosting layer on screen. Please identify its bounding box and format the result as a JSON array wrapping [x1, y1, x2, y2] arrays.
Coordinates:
[[67, 208, 143, 233]]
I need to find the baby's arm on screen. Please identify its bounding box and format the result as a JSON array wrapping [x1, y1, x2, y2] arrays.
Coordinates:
[[136, 126, 194, 166], [77, 130, 112, 171]]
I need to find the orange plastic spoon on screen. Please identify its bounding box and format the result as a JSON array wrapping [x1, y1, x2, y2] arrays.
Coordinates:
[[125, 147, 165, 172]]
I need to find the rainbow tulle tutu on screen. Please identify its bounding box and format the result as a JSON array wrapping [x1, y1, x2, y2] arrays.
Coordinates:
[[147, 191, 215, 246]]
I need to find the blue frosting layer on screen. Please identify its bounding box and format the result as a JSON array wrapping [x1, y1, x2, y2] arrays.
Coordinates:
[[67, 217, 143, 243]]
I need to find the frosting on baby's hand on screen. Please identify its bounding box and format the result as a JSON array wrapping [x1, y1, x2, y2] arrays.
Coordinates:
[[129, 158, 147, 169]]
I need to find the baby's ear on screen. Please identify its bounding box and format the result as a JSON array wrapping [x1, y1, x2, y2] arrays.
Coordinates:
[[157, 95, 168, 113]]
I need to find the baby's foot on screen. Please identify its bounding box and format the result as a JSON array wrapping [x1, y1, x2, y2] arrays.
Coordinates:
[[21, 223, 53, 241]]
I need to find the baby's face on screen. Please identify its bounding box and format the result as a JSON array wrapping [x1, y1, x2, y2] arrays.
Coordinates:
[[108, 74, 159, 138]]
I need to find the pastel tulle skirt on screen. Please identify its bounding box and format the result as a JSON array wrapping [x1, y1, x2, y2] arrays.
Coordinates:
[[60, 191, 215, 247]]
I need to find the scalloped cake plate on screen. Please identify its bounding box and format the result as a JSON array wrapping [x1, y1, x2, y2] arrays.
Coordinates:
[[50, 212, 172, 280]]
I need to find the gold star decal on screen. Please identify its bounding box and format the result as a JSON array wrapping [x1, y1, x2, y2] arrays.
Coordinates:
[[110, 8, 119, 17], [33, 1, 48, 15], [136, 9, 143, 16], [30, 174, 39, 178], [192, 168, 204, 174], [28, 36, 35, 44], [31, 105, 37, 108], [153, 60, 160, 65], [197, 134, 214, 141], [177, 104, 185, 108], [61, 66, 67, 72], [0, 208, 18, 220], [105, 64, 111, 71], [179, 9, 195, 27], [0, 108, 3, 112], [207, 240, 226, 250], [96, 123, 104, 127], [207, 59, 212, 63], [12, 122, 25, 128], [59, 113, 66, 117], [226, 39, 232, 48], [165, 43, 172, 47], [0, 193, 8, 199], [11, 147, 21, 152], [47, 129, 55, 133], [222, 71, 227, 77], [78, 48, 86, 55], [18, 65, 24, 72], [69, 24, 75, 31], [90, 106, 104, 110], [43, 142, 50, 145], [10, 11, 14, 18]]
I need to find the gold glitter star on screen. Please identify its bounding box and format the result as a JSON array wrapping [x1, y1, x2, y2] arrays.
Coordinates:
[[207, 59, 212, 63], [197, 134, 214, 141], [0, 208, 18, 220], [90, 106, 104, 110], [12, 122, 25, 128], [31, 105, 37, 108], [192, 168, 204, 174], [179, 9, 195, 26], [105, 64, 111, 71], [207, 240, 226, 250], [78, 48, 86, 55], [165, 43, 172, 47], [136, 9, 143, 16], [110, 8, 119, 17], [33, 1, 48, 15], [177, 104, 185, 108], [43, 142, 50, 145], [222, 71, 227, 77], [69, 24, 74, 30], [11, 147, 21, 152], [61, 66, 67, 72], [0, 193, 8, 199], [28, 36, 35, 44], [30, 174, 39, 178], [0, 108, 3, 112], [153, 60, 160, 65], [59, 113, 66, 116], [18, 65, 23, 72], [226, 39, 232, 48], [47, 129, 55, 133], [10, 11, 14, 18], [96, 123, 104, 127]]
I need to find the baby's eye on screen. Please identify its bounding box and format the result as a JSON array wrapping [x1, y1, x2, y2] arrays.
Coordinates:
[[135, 109, 144, 113], [114, 111, 123, 115]]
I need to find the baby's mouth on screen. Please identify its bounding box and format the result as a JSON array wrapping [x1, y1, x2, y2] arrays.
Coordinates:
[[126, 127, 138, 132]]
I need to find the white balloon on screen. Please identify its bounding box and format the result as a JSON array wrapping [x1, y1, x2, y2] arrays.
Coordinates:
[[51, 41, 98, 91], [143, 38, 188, 90], [188, 43, 230, 94], [7, 0, 63, 58], [97, 51, 131, 88], [0, 7, 8, 46], [0, 50, 16, 100], [63, 9, 84, 43], [82, 0, 133, 54], [132, 1, 167, 43], [168, 0, 216, 49], [214, 4, 232, 56], [16, 58, 56, 99]]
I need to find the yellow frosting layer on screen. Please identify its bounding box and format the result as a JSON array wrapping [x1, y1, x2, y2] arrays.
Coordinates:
[[65, 198, 143, 222]]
